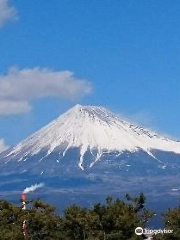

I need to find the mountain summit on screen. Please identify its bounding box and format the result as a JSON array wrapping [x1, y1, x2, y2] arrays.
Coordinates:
[[1, 104, 180, 175]]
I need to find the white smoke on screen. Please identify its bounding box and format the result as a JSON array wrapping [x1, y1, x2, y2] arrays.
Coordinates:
[[23, 183, 44, 194]]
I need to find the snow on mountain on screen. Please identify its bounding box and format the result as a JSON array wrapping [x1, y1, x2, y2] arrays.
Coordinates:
[[3, 104, 180, 170]]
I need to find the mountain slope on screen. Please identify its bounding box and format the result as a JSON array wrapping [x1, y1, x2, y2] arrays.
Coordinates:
[[1, 105, 180, 171]]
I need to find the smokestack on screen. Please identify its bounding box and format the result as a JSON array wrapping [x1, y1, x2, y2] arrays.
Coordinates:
[[21, 193, 27, 210], [22, 220, 27, 237], [21, 183, 44, 210], [21, 193, 26, 201]]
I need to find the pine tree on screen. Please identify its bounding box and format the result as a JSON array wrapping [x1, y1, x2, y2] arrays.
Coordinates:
[[0, 193, 152, 240]]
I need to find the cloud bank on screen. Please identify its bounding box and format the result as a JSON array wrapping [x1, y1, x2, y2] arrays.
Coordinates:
[[0, 0, 17, 28], [0, 67, 92, 115]]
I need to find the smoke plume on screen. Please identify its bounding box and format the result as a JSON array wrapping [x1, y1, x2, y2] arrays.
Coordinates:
[[23, 183, 44, 194]]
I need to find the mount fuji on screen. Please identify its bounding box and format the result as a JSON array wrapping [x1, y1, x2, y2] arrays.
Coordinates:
[[1, 104, 180, 175], [0, 105, 180, 214]]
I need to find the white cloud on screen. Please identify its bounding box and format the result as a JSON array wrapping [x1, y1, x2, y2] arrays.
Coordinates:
[[0, 138, 8, 153], [0, 100, 32, 115], [0, 67, 92, 115], [0, 0, 17, 28]]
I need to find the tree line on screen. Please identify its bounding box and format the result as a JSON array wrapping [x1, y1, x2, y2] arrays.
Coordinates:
[[0, 193, 178, 240]]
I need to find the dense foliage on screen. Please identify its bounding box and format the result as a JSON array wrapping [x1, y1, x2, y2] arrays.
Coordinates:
[[0, 193, 152, 240]]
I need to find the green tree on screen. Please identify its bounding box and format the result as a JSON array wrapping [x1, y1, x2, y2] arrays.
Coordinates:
[[0, 193, 153, 240]]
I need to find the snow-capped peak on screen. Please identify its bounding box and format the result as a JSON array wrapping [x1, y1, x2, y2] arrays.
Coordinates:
[[5, 104, 180, 170]]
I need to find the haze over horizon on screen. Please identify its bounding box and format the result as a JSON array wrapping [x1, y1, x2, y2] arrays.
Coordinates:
[[1, 0, 180, 150]]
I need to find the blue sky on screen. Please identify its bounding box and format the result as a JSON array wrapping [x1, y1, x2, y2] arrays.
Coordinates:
[[0, 0, 180, 149]]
